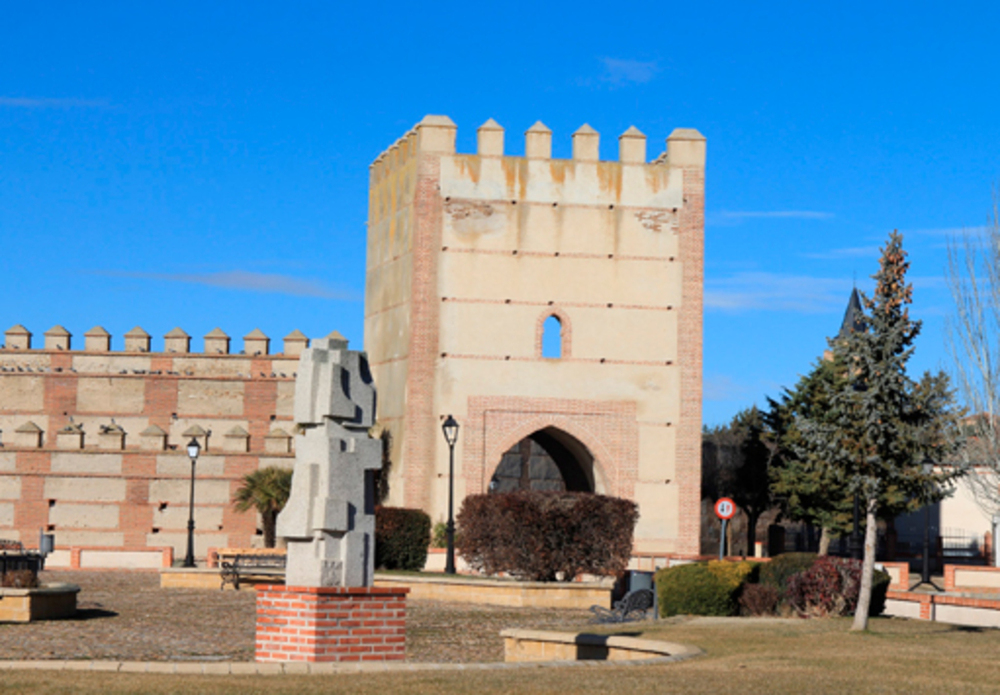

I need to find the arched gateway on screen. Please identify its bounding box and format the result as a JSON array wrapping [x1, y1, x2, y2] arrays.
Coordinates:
[[490, 427, 596, 494]]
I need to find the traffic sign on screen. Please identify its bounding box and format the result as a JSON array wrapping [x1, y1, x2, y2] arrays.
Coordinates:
[[714, 497, 736, 520]]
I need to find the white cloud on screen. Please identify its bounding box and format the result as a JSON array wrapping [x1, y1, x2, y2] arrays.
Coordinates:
[[101, 270, 358, 300], [705, 272, 850, 313], [901, 225, 989, 237], [0, 96, 110, 108], [711, 211, 835, 226], [802, 245, 881, 260], [703, 374, 752, 402], [600, 58, 659, 85]]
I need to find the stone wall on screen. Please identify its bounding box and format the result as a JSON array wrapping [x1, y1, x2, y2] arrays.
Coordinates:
[[0, 325, 321, 558]]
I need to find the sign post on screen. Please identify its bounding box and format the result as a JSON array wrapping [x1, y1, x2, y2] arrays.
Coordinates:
[[714, 498, 736, 561]]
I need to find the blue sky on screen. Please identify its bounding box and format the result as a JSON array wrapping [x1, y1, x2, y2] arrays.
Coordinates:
[[1, 2, 997, 426]]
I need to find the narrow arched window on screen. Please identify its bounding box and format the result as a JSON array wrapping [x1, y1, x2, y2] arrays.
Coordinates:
[[542, 315, 562, 359]]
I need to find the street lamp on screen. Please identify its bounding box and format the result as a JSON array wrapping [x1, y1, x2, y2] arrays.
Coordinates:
[[183, 437, 201, 568], [911, 460, 942, 591], [441, 415, 459, 575]]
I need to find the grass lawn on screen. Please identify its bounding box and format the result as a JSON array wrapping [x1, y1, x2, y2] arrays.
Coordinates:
[[5, 616, 1000, 694]]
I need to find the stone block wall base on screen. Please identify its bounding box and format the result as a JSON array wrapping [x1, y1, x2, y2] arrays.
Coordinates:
[[255, 585, 408, 662]]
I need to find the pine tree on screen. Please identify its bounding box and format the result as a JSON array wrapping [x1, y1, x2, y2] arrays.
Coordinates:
[[798, 231, 961, 631], [233, 466, 293, 548], [731, 408, 773, 556], [768, 357, 855, 553], [703, 408, 774, 555]]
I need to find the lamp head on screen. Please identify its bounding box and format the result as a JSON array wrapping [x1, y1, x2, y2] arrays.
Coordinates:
[[441, 415, 459, 447], [187, 437, 201, 460]]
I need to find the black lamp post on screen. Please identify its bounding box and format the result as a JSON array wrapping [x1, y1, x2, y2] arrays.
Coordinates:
[[441, 415, 459, 575], [912, 460, 943, 591], [182, 437, 201, 568]]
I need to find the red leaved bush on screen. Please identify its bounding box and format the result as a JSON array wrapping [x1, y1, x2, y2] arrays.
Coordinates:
[[786, 555, 863, 617], [456, 491, 638, 582]]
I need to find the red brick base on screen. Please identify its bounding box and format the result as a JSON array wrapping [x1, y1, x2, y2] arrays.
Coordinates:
[[255, 585, 409, 662]]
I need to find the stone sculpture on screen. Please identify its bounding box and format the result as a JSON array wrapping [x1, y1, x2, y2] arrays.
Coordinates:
[[275, 334, 380, 588]]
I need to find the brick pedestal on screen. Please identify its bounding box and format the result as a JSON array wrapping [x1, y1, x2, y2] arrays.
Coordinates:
[[255, 585, 409, 662]]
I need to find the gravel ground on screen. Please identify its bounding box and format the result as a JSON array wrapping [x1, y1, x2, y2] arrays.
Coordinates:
[[0, 571, 595, 663]]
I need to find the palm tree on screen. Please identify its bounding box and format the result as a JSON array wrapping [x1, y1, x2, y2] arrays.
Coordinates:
[[233, 466, 293, 548]]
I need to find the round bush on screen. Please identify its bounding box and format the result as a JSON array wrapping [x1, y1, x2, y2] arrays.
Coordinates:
[[375, 506, 431, 571], [656, 563, 738, 617], [457, 492, 638, 582]]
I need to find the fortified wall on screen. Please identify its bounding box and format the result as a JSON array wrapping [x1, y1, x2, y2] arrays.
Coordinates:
[[365, 116, 705, 554], [0, 324, 331, 558]]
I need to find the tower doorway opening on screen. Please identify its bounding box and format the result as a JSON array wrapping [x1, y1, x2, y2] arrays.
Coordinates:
[[489, 427, 596, 493]]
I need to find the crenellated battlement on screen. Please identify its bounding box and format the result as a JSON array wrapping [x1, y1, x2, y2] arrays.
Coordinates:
[[2, 325, 323, 357], [369, 114, 705, 174], [368, 116, 705, 216]]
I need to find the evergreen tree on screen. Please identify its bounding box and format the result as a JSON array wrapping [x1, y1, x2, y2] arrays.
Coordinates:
[[768, 357, 855, 553], [798, 232, 961, 631], [731, 408, 773, 557], [233, 466, 293, 548], [703, 407, 774, 555]]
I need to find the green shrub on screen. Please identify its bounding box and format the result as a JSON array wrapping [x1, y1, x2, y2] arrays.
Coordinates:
[[431, 522, 448, 549], [457, 492, 638, 582], [656, 563, 739, 617], [707, 560, 760, 590], [374, 506, 431, 571], [760, 552, 817, 596]]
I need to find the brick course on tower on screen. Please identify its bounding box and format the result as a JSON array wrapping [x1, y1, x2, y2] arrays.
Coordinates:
[[365, 116, 705, 554]]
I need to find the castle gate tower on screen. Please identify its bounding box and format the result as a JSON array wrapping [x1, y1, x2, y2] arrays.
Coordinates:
[[364, 116, 704, 554]]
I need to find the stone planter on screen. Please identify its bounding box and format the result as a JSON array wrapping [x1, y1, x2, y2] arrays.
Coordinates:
[[0, 582, 79, 622]]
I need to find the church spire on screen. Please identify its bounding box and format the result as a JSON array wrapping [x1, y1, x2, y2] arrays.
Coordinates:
[[838, 287, 865, 338]]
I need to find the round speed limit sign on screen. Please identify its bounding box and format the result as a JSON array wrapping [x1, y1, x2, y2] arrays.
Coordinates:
[[714, 497, 736, 520]]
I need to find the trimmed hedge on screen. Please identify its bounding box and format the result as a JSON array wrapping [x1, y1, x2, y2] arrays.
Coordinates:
[[655, 561, 759, 617], [456, 491, 638, 582], [374, 506, 431, 571]]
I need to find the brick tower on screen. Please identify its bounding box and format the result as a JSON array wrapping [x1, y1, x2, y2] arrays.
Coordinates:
[[364, 116, 705, 554]]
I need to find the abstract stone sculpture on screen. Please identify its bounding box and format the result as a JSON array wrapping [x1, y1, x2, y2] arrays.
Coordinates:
[[276, 334, 380, 588]]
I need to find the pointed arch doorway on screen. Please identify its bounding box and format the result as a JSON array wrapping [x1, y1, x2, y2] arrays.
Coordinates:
[[489, 427, 596, 494]]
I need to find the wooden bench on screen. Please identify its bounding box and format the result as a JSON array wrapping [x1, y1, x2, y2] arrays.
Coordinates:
[[589, 588, 655, 623], [219, 553, 287, 590]]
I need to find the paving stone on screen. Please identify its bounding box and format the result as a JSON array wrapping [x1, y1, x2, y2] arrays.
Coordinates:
[[202, 662, 232, 674], [144, 662, 177, 673], [229, 662, 262, 675], [89, 661, 121, 671], [174, 663, 205, 674]]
